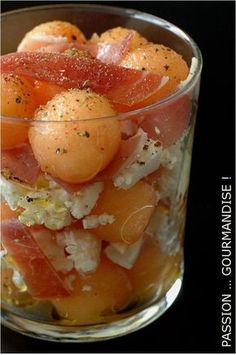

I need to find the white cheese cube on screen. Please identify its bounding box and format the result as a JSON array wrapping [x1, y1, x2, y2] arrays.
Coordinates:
[[105, 237, 143, 269]]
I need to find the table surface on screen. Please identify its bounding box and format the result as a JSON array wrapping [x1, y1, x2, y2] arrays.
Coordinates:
[[1, 1, 235, 353]]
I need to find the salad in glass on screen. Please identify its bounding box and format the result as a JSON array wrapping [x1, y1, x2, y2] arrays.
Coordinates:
[[1, 7, 202, 342]]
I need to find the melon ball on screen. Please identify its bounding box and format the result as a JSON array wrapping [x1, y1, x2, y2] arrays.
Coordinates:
[[126, 237, 163, 301], [90, 26, 148, 51], [1, 74, 37, 149], [121, 43, 189, 101], [52, 256, 132, 325], [88, 181, 156, 244], [127, 237, 182, 303], [17, 20, 86, 52], [29, 89, 121, 183]]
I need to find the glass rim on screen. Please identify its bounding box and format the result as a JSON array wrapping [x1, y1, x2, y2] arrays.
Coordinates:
[[1, 3, 203, 123]]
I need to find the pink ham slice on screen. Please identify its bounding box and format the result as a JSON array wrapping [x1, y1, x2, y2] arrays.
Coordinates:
[[94, 32, 134, 64], [1, 52, 165, 106], [1, 219, 70, 298], [1, 143, 40, 184], [139, 95, 191, 147]]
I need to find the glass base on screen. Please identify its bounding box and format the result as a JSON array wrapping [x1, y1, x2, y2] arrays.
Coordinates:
[[1, 277, 182, 342]]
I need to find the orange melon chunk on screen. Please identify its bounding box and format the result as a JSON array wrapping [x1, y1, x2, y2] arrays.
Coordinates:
[[89, 181, 156, 244], [52, 256, 132, 324]]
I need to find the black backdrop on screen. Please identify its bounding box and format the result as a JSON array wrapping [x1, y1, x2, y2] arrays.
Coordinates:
[[1, 1, 235, 353]]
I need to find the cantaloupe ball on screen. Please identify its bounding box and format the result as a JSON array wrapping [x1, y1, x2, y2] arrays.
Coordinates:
[[126, 237, 163, 301], [127, 237, 182, 303], [52, 256, 132, 325], [29, 89, 121, 183], [17, 20, 86, 52], [121, 43, 189, 102], [89, 181, 156, 244], [90, 26, 148, 51], [1, 74, 37, 150]]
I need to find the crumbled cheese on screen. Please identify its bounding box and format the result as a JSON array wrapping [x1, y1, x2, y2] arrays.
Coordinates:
[[0, 176, 29, 209], [107, 242, 128, 254], [65, 182, 104, 220], [33, 228, 73, 273], [161, 150, 177, 170], [113, 139, 163, 189], [1, 176, 103, 230], [19, 191, 72, 230], [158, 140, 183, 200], [146, 206, 169, 240], [57, 229, 101, 274], [146, 205, 180, 255], [82, 213, 115, 229], [158, 137, 192, 201], [105, 237, 143, 269]]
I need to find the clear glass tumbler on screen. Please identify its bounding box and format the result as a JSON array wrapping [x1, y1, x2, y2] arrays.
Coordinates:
[[1, 4, 202, 342]]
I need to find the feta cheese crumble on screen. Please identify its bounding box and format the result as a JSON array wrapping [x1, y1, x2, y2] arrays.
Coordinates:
[[82, 213, 115, 229], [0, 176, 29, 210], [146, 203, 180, 255], [33, 228, 73, 273], [19, 191, 72, 230], [0, 175, 104, 230], [113, 138, 163, 190], [65, 182, 104, 220], [158, 140, 183, 200], [158, 135, 192, 202], [57, 229, 101, 274], [105, 237, 143, 269]]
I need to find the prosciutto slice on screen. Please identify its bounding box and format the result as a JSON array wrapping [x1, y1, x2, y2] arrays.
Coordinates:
[[1, 52, 165, 106], [1, 219, 70, 298], [1, 143, 40, 184]]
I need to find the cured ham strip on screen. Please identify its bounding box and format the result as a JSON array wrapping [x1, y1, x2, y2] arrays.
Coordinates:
[[1, 219, 70, 298], [1, 143, 40, 184], [1, 52, 165, 106], [139, 95, 191, 147]]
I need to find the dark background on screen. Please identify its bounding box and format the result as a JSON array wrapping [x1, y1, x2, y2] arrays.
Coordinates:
[[1, 1, 235, 353]]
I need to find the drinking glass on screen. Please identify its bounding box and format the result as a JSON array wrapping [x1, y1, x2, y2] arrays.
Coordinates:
[[1, 4, 202, 342]]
